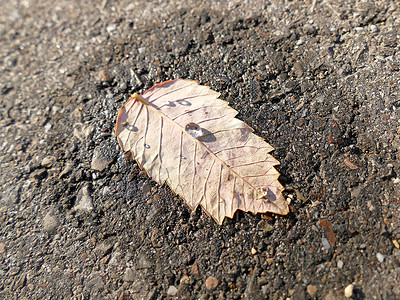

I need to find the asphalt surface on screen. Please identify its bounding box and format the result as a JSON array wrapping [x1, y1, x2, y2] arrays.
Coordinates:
[[1, 0, 399, 299]]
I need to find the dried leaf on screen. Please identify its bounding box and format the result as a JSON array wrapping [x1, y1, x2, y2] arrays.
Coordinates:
[[115, 79, 288, 224], [319, 218, 337, 247]]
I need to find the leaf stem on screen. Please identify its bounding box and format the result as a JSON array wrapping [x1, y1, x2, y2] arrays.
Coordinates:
[[132, 93, 149, 106]]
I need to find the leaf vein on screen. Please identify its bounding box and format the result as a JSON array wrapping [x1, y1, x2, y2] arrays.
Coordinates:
[[148, 82, 197, 103]]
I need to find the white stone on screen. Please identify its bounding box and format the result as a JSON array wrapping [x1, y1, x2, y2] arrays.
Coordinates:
[[167, 286, 178, 296], [376, 252, 384, 263], [74, 185, 93, 212], [321, 238, 331, 250], [369, 25, 378, 32], [344, 284, 353, 298], [58, 162, 73, 178], [41, 156, 55, 168], [91, 156, 112, 172], [392, 177, 400, 184], [337, 260, 344, 269], [43, 213, 58, 232], [106, 24, 117, 33]]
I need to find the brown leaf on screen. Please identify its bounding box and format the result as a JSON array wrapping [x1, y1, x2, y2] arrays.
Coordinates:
[[319, 218, 336, 247], [115, 79, 288, 224]]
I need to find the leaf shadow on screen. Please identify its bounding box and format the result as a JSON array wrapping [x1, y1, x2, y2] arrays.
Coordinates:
[[266, 189, 277, 201], [197, 128, 216, 143], [125, 124, 138, 132]]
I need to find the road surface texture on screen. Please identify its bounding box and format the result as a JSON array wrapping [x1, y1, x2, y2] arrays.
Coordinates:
[[0, 0, 399, 299]]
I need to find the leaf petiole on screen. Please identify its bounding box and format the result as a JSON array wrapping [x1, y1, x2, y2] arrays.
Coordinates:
[[132, 93, 149, 106]]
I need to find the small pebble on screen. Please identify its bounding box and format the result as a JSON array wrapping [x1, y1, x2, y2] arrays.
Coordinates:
[[376, 252, 384, 263], [261, 285, 268, 294], [205, 277, 218, 290], [71, 106, 83, 121], [192, 263, 200, 276], [257, 220, 273, 232], [44, 123, 52, 133], [41, 156, 56, 168], [321, 238, 331, 250], [91, 147, 114, 172], [337, 260, 344, 269], [106, 24, 117, 33], [307, 284, 317, 297], [91, 156, 112, 172], [167, 285, 178, 296], [43, 213, 58, 233], [123, 268, 135, 282], [9, 266, 20, 276], [100, 254, 110, 264], [251, 247, 257, 255], [370, 24, 378, 32], [142, 183, 151, 194], [393, 240, 400, 249], [344, 283, 353, 298], [76, 232, 87, 240], [74, 185, 93, 212], [296, 37, 304, 45], [59, 162, 73, 179], [325, 289, 334, 300], [30, 169, 47, 180], [98, 70, 112, 82]]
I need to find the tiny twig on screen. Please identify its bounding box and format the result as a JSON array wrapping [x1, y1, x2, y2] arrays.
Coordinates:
[[310, 0, 317, 13], [132, 93, 149, 106]]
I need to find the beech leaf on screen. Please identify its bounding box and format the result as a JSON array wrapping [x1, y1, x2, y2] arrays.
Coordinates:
[[115, 79, 288, 224]]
